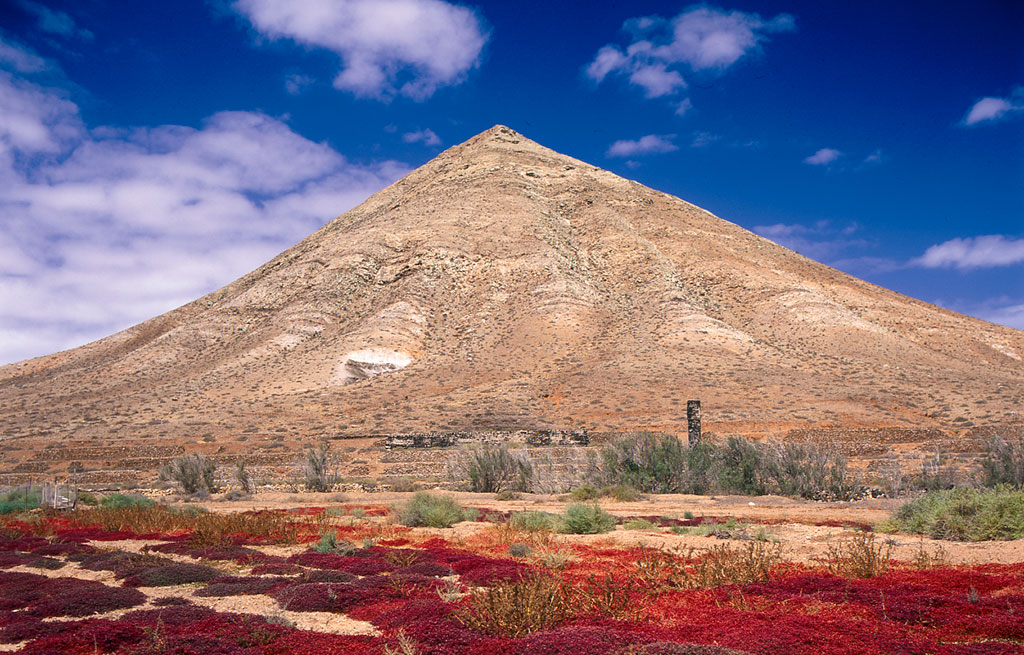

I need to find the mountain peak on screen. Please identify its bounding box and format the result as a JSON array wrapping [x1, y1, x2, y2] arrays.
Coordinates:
[[1, 127, 1021, 486]]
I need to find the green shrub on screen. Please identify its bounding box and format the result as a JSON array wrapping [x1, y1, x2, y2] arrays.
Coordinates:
[[388, 477, 420, 493], [0, 485, 42, 513], [315, 530, 355, 554], [623, 518, 656, 530], [599, 432, 690, 494], [600, 484, 641, 502], [570, 485, 599, 501], [0, 500, 37, 514], [303, 442, 335, 492], [463, 446, 533, 493], [159, 454, 218, 494], [508, 543, 532, 557], [880, 486, 1024, 541], [235, 460, 255, 494], [100, 494, 155, 509], [77, 492, 99, 506], [765, 442, 859, 500], [509, 511, 559, 532], [981, 436, 1024, 488], [397, 492, 473, 528], [493, 490, 521, 501], [561, 503, 616, 534], [717, 436, 766, 495]]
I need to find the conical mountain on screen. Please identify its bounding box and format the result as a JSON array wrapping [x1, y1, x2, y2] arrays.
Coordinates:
[[1, 126, 1021, 482]]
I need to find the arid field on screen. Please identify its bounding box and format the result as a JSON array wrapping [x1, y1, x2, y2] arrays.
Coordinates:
[[1, 485, 1023, 655]]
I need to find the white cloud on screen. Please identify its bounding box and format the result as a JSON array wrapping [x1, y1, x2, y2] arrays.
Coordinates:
[[863, 149, 883, 164], [606, 134, 678, 158], [804, 147, 841, 165], [586, 5, 794, 108], [962, 89, 1023, 126], [0, 36, 47, 73], [690, 131, 719, 147], [16, 0, 93, 40], [911, 235, 1024, 270], [978, 302, 1024, 330], [754, 220, 869, 262], [402, 127, 441, 146], [233, 0, 488, 100], [0, 72, 409, 365], [284, 73, 314, 95]]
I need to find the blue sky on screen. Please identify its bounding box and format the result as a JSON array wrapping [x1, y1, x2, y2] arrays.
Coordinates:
[[0, 0, 1021, 365]]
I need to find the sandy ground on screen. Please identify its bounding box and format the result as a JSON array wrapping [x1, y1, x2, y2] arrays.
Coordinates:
[[169, 490, 1023, 565]]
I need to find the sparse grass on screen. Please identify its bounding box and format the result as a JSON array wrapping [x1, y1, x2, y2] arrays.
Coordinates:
[[879, 486, 1024, 541], [455, 574, 575, 637], [396, 491, 474, 528], [560, 503, 616, 534], [314, 530, 355, 554], [623, 518, 657, 530], [670, 517, 745, 536], [821, 531, 892, 578]]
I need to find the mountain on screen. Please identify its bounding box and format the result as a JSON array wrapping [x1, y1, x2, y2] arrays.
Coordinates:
[[1, 126, 1021, 484]]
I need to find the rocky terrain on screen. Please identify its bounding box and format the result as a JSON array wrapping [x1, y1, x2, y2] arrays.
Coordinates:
[[0, 125, 1021, 485]]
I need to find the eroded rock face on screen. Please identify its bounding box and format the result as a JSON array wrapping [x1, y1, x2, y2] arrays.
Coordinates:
[[338, 349, 412, 383]]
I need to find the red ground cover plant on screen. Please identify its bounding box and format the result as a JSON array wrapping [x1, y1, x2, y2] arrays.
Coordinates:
[[4, 513, 1023, 655], [0, 571, 146, 617], [121, 562, 223, 587], [147, 538, 262, 561], [195, 575, 296, 597], [250, 562, 304, 575]]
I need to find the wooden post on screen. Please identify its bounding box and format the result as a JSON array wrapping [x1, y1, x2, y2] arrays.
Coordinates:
[[687, 400, 702, 446]]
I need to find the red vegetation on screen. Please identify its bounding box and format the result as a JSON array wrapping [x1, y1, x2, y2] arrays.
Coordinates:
[[0, 571, 146, 617], [3, 516, 1022, 655], [121, 562, 223, 587]]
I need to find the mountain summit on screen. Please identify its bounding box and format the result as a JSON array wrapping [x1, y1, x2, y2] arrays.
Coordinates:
[[1, 126, 1021, 479]]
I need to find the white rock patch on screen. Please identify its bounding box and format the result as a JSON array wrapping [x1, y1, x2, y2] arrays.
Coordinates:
[[336, 348, 412, 383]]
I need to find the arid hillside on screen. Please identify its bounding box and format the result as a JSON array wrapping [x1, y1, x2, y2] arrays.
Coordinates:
[[1, 125, 1021, 484]]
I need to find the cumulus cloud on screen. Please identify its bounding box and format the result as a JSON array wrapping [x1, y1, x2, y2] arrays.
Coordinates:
[[606, 134, 678, 157], [0, 64, 409, 365], [962, 88, 1024, 126], [804, 147, 841, 165], [586, 5, 794, 107], [233, 0, 488, 100], [911, 235, 1024, 270], [402, 127, 441, 146]]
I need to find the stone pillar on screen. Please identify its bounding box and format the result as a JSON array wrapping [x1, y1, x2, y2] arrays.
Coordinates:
[[687, 400, 701, 446]]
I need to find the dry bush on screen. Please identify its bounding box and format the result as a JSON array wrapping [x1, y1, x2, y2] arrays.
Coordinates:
[[822, 531, 892, 578], [527, 449, 595, 494], [677, 542, 782, 589], [578, 572, 641, 620], [633, 542, 781, 592], [67, 505, 304, 543], [910, 540, 950, 570], [455, 574, 575, 637]]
